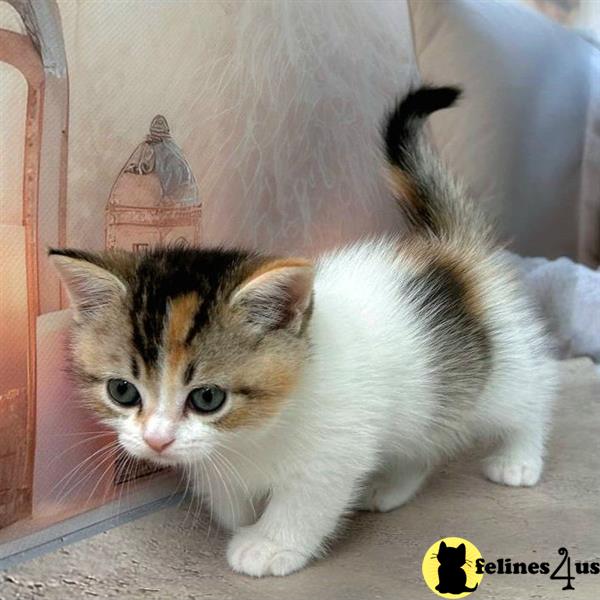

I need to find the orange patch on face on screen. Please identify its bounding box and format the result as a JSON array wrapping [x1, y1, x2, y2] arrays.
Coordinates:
[[165, 292, 200, 377], [214, 351, 302, 431]]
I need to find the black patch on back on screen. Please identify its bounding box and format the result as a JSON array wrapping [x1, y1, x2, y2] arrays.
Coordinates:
[[405, 261, 491, 395], [129, 246, 255, 368]]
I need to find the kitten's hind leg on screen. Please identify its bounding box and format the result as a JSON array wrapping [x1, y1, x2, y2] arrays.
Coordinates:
[[482, 421, 545, 487], [358, 457, 430, 513], [480, 355, 556, 487]]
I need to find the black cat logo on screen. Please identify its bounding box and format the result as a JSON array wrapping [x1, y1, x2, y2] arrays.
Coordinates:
[[435, 541, 478, 594], [422, 536, 484, 596]]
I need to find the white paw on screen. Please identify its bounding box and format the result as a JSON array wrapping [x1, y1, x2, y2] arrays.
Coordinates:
[[227, 527, 309, 577], [360, 482, 417, 513], [483, 458, 542, 487]]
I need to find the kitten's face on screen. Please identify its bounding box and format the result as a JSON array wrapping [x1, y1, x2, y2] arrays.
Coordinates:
[[50, 247, 314, 466]]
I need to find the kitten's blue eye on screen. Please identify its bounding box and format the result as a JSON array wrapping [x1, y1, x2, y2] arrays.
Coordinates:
[[187, 385, 226, 414], [107, 379, 141, 407]]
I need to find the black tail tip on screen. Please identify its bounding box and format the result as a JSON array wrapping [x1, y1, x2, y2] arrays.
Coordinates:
[[383, 84, 462, 164], [403, 85, 462, 118]]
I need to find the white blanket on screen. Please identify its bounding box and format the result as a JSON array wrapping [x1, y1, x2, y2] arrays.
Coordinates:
[[508, 253, 600, 364]]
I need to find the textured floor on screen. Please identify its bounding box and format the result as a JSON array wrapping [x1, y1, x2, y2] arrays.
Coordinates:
[[3, 359, 599, 600]]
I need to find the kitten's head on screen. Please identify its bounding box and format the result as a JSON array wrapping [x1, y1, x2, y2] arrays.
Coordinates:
[[50, 246, 314, 466], [437, 541, 466, 567]]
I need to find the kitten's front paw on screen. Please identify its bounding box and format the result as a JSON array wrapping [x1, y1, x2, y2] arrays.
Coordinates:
[[483, 458, 542, 487], [227, 526, 310, 577]]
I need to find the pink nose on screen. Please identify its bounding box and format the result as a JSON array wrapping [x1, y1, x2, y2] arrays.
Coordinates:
[[143, 432, 175, 453]]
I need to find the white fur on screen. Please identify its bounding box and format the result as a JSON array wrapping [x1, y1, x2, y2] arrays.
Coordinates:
[[115, 237, 556, 577]]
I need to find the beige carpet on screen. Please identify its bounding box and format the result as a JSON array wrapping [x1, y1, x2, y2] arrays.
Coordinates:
[[3, 359, 599, 600]]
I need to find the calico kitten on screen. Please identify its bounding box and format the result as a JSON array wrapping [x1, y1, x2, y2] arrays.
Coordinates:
[[50, 86, 556, 577]]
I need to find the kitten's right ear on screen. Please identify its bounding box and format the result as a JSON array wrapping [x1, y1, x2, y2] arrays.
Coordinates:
[[49, 249, 127, 320], [440, 541, 447, 551]]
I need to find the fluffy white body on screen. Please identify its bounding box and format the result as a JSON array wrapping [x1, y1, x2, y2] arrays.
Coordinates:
[[52, 86, 557, 578], [198, 238, 556, 576]]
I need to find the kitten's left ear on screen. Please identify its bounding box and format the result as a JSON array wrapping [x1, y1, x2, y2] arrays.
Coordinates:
[[49, 249, 127, 321], [230, 259, 314, 334]]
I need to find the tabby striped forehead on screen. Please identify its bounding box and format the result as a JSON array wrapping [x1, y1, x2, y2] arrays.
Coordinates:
[[128, 247, 263, 369]]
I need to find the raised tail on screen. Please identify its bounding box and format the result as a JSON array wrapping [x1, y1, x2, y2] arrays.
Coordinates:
[[382, 85, 491, 247]]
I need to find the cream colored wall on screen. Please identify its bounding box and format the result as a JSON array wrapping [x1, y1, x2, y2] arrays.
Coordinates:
[[56, 0, 414, 255]]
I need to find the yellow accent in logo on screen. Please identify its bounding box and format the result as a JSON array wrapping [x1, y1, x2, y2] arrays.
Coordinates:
[[422, 537, 484, 598]]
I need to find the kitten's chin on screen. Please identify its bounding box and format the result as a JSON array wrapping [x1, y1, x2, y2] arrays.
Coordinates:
[[145, 454, 179, 467], [121, 446, 180, 467]]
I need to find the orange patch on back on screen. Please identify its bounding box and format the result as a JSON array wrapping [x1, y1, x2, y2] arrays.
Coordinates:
[[401, 237, 488, 322], [438, 253, 485, 320], [388, 165, 420, 208]]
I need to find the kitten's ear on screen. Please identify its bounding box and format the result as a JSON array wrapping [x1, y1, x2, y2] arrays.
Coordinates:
[[440, 541, 447, 551], [458, 543, 466, 557], [230, 259, 314, 334], [49, 249, 127, 320]]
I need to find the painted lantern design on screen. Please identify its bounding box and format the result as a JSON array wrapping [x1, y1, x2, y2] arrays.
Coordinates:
[[105, 115, 201, 252]]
